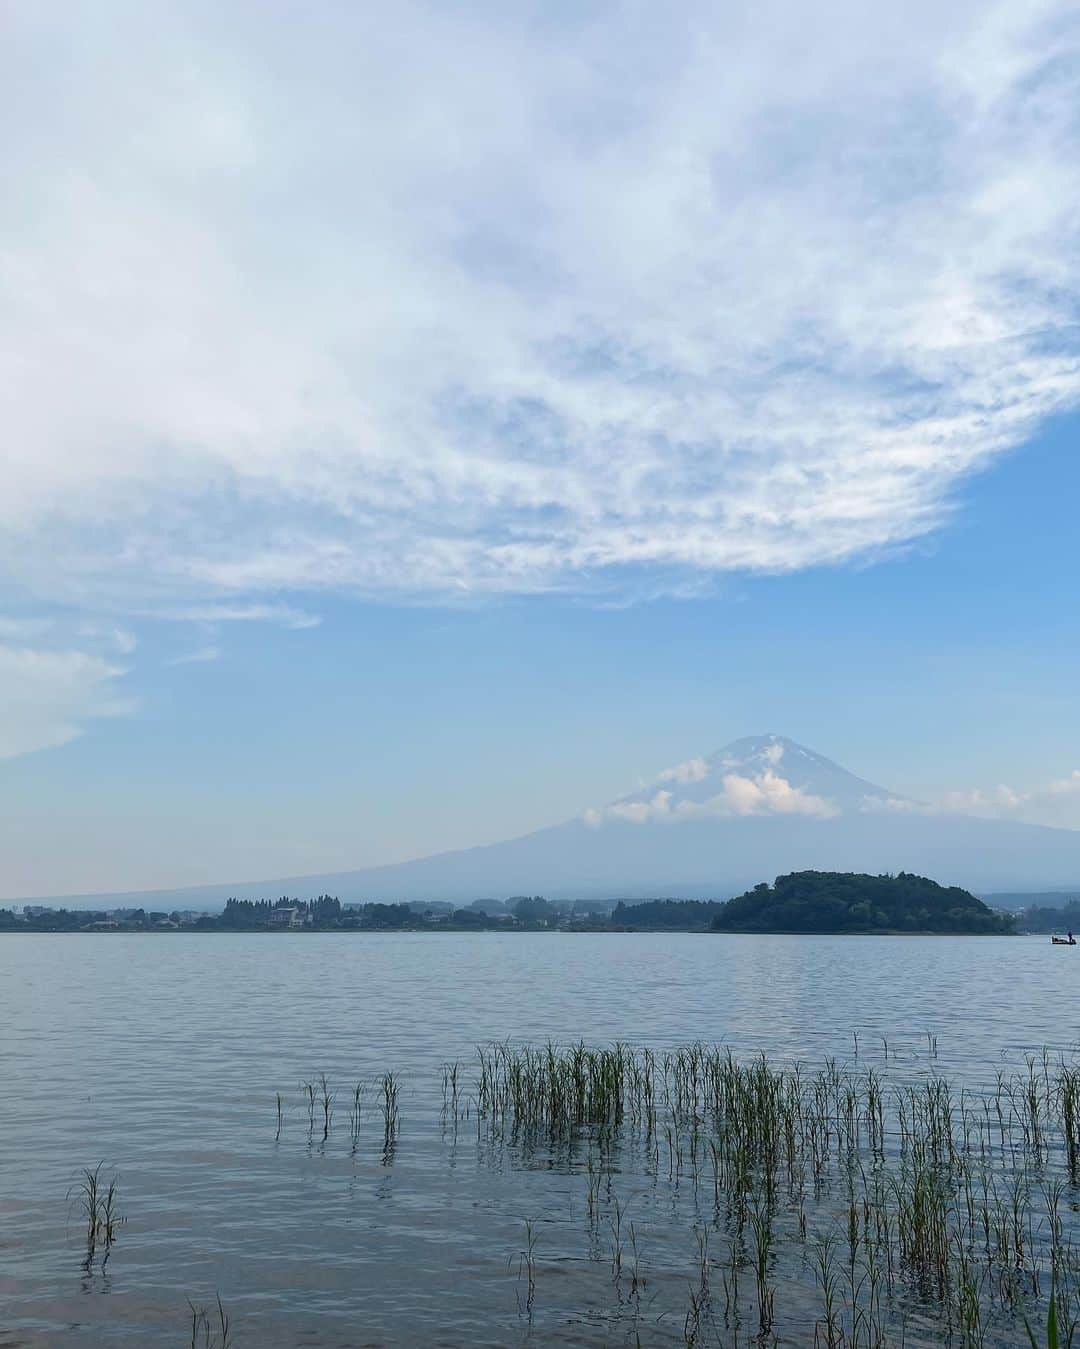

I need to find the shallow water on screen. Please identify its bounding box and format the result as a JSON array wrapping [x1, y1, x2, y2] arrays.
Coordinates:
[[0, 931, 1076, 1346]]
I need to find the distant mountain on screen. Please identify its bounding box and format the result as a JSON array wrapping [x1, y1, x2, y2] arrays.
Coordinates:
[[981, 891, 1080, 912], [16, 734, 1080, 909]]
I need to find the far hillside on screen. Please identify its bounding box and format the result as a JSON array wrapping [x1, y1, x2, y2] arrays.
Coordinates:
[[983, 891, 1080, 912], [710, 871, 1014, 935], [1015, 899, 1080, 933]]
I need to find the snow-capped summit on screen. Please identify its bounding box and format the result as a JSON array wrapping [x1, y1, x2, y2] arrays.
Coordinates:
[[599, 733, 906, 824], [703, 733, 893, 809]]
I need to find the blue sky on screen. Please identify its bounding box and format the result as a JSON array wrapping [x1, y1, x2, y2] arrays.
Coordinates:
[[2, 2, 1079, 897]]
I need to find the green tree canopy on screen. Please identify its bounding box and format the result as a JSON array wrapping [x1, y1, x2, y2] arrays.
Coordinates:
[[710, 871, 1013, 935]]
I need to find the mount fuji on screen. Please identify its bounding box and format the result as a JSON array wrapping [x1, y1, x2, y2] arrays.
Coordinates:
[[34, 734, 1080, 909]]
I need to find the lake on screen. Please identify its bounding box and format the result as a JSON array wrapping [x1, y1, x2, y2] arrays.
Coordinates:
[[1, 932, 1076, 1346]]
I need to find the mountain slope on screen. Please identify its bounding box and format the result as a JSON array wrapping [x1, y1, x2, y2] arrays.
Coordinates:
[[15, 734, 1080, 908]]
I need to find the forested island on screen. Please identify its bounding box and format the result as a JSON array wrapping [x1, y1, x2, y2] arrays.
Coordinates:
[[709, 871, 1013, 934], [609, 872, 1014, 933], [1, 871, 1018, 934]]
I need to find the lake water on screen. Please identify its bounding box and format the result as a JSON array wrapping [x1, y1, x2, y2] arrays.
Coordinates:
[[1, 932, 1076, 1346]]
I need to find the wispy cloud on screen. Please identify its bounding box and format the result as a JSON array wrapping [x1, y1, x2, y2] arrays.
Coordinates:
[[656, 757, 709, 784], [860, 794, 932, 815], [939, 772, 1080, 828], [75, 622, 137, 655], [0, 616, 54, 641], [0, 2, 1078, 610], [167, 644, 221, 666], [162, 604, 322, 630], [0, 643, 130, 760]]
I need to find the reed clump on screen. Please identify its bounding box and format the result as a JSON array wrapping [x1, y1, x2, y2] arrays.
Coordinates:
[[271, 1041, 1080, 1342], [472, 1040, 1080, 1343], [381, 1072, 400, 1152], [279, 1072, 401, 1151], [69, 1163, 124, 1268]]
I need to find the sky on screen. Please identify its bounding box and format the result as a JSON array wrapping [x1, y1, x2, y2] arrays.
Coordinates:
[[2, 0, 1079, 899]]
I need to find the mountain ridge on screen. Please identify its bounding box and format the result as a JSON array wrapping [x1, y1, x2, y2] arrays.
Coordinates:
[[10, 734, 1080, 908]]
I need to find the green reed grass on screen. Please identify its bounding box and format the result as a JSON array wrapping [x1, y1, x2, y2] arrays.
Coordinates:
[[510, 1217, 537, 1315], [69, 1163, 124, 1268], [470, 1039, 1080, 1341], [263, 1039, 1080, 1342], [188, 1293, 231, 1349], [319, 1073, 334, 1140], [381, 1072, 400, 1151], [349, 1081, 365, 1140]]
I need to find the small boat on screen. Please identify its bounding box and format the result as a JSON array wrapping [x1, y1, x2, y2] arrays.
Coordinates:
[[1051, 935, 1077, 945]]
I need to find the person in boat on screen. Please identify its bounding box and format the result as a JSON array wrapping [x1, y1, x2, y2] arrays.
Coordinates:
[[1070, 931, 1075, 944]]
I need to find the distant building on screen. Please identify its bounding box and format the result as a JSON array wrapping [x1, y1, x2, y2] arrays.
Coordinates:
[[269, 906, 303, 929], [572, 899, 612, 916]]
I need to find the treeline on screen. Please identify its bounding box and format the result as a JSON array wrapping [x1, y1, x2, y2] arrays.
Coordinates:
[[1016, 900, 1080, 933], [220, 896, 345, 927], [2, 873, 1024, 935], [0, 894, 580, 933], [611, 899, 725, 929], [218, 897, 499, 930], [0, 907, 153, 931]]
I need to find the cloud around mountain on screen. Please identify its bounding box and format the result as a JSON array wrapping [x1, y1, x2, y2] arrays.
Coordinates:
[[586, 739, 839, 824], [586, 735, 876, 825], [584, 735, 1080, 834]]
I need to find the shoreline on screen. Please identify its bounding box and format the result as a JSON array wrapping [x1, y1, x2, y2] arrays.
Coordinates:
[[0, 924, 1029, 936]]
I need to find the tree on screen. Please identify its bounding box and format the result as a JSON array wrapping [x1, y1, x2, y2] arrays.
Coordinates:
[[509, 895, 553, 925], [611, 899, 725, 928]]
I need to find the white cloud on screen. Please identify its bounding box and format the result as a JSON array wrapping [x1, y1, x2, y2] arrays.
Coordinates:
[[0, 616, 54, 641], [714, 771, 837, 819], [859, 773, 1080, 828], [586, 769, 836, 825], [606, 790, 676, 824], [940, 785, 1022, 815], [939, 773, 1080, 827], [860, 794, 931, 814], [0, 644, 129, 759], [656, 757, 709, 784], [0, 1, 1078, 610]]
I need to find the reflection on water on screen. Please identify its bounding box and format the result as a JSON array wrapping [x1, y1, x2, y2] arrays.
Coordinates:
[[0, 932, 1075, 1345]]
